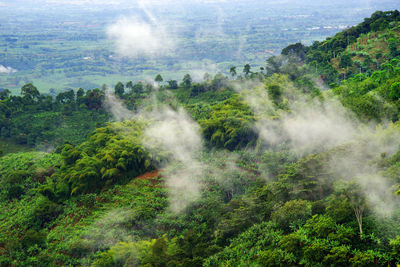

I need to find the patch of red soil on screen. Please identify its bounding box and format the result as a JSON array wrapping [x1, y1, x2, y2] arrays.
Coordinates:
[[136, 170, 160, 180]]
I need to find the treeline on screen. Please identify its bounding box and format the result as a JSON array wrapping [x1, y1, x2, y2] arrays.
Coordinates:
[[279, 10, 400, 83], [0, 69, 256, 151], [0, 83, 109, 148]]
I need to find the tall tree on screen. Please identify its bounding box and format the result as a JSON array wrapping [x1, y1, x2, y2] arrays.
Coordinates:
[[335, 181, 366, 238], [126, 81, 133, 91], [229, 66, 237, 78], [155, 74, 163, 83], [76, 88, 84, 98], [183, 74, 192, 89], [243, 64, 251, 77], [114, 82, 125, 97], [21, 83, 40, 101]]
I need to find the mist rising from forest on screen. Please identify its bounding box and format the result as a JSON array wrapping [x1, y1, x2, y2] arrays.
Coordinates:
[[103, 75, 400, 217], [142, 106, 205, 213], [104, 91, 134, 121], [104, 90, 203, 212], [234, 75, 400, 216]]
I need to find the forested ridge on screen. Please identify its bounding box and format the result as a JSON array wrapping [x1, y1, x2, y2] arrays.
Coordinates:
[[1, 10, 400, 266]]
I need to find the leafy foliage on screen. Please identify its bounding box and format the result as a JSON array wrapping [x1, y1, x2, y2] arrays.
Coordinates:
[[46, 120, 154, 197], [199, 95, 258, 150], [2, 10, 400, 267]]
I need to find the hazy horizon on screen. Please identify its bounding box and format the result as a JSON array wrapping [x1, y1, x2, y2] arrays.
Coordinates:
[[0, 0, 399, 92]]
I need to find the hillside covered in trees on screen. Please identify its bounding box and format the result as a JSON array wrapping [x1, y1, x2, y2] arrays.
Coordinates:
[[1, 10, 400, 267]]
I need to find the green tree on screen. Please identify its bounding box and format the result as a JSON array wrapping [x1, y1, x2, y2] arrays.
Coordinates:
[[339, 54, 353, 68], [21, 83, 40, 101], [211, 73, 228, 90], [266, 56, 283, 75], [267, 84, 282, 104], [388, 37, 399, 58], [0, 89, 10, 100], [183, 74, 192, 89], [167, 80, 178, 89], [126, 81, 133, 91], [132, 82, 144, 94], [229, 66, 237, 78], [334, 181, 366, 238], [76, 88, 84, 98], [114, 82, 125, 97], [243, 64, 251, 77], [282, 42, 307, 61], [155, 74, 163, 83], [151, 237, 168, 266], [389, 82, 400, 100], [271, 199, 312, 231], [200, 96, 257, 150]]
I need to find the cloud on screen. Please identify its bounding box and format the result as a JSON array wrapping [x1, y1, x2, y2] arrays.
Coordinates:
[[236, 78, 359, 155], [234, 76, 400, 216], [104, 90, 134, 121], [142, 106, 204, 213], [103, 91, 206, 213], [0, 65, 17, 74], [325, 124, 400, 216], [271, 99, 359, 155], [141, 107, 246, 212], [106, 16, 175, 59]]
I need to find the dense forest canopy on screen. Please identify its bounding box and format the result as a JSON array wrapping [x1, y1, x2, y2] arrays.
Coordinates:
[[1, 8, 400, 267]]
